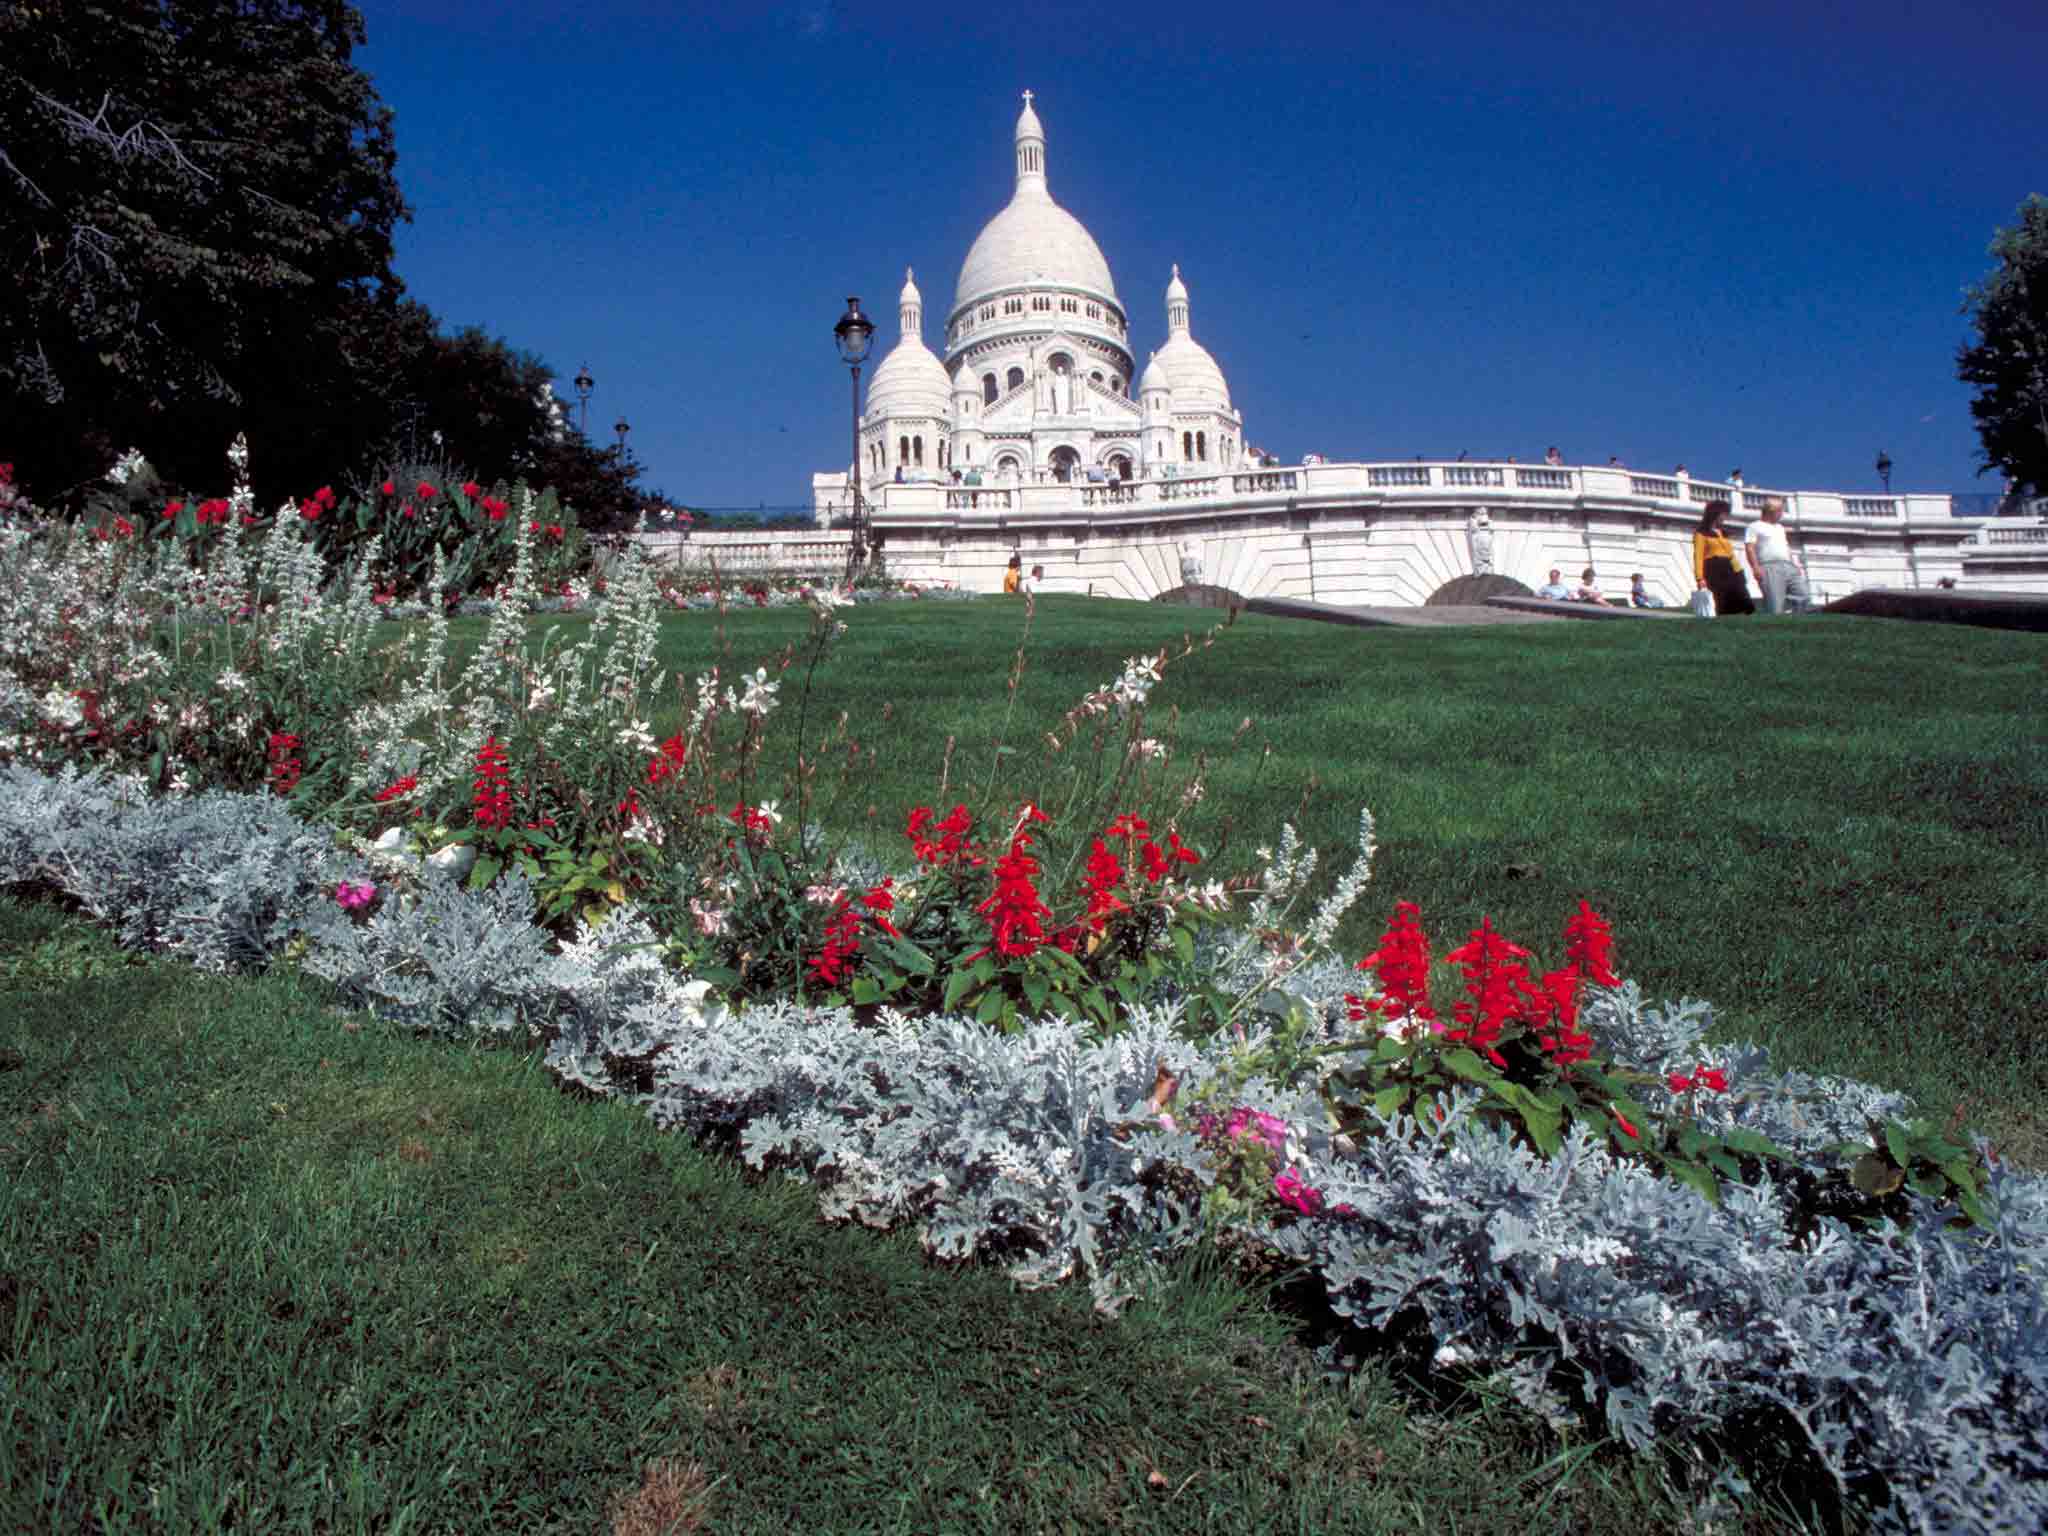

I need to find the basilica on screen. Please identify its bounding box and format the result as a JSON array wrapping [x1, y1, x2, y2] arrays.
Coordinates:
[[847, 92, 1245, 492]]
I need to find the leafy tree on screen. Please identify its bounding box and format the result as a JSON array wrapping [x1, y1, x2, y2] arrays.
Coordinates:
[[0, 0, 409, 503], [1958, 194, 2048, 495]]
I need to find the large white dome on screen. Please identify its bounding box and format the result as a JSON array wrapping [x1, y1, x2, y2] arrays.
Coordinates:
[[955, 197, 1118, 310], [953, 93, 1118, 312]]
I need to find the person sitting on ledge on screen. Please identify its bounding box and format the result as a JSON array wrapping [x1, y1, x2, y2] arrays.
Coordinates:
[[1536, 568, 1572, 600], [1573, 567, 1612, 605], [1630, 573, 1664, 608]]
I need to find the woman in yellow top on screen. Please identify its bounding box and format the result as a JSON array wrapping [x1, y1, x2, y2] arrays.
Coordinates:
[[1002, 553, 1022, 594], [1692, 500, 1755, 615]]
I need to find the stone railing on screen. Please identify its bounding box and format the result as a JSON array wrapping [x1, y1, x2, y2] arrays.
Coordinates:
[[849, 461, 1961, 529], [947, 488, 1014, 511], [1367, 465, 1433, 487], [1974, 523, 2048, 545]]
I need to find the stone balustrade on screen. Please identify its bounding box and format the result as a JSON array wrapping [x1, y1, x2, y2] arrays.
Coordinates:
[[770, 459, 2048, 604]]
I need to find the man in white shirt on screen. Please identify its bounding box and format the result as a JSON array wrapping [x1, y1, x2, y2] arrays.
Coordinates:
[[1535, 568, 1571, 600], [1743, 498, 1810, 614]]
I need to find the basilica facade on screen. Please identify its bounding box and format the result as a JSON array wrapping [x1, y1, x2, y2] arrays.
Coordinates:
[[850, 93, 1245, 492]]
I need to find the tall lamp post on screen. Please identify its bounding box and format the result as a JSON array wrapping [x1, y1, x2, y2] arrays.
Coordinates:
[[1876, 450, 1893, 493], [834, 296, 876, 584], [614, 415, 631, 456], [573, 364, 594, 437]]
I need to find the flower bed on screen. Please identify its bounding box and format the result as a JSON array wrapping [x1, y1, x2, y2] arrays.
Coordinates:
[[1, 765, 2043, 1533]]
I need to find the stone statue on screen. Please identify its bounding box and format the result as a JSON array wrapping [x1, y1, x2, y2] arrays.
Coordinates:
[[1466, 510, 1494, 575], [1178, 538, 1204, 588]]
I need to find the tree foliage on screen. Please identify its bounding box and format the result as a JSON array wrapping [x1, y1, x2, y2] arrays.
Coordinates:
[[0, 0, 411, 500], [1, 2, 650, 522], [1957, 193, 2048, 494]]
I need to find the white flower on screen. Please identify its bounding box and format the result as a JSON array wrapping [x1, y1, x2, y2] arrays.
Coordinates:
[[808, 585, 848, 611], [106, 447, 147, 486], [615, 717, 656, 751], [736, 667, 779, 717], [38, 688, 83, 729], [755, 799, 783, 827], [1128, 737, 1166, 760], [1124, 653, 1164, 685], [529, 683, 557, 710]]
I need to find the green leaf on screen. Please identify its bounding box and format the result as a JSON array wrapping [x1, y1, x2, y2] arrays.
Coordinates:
[[878, 936, 934, 977], [1171, 926, 1195, 967], [1021, 973, 1051, 1016], [1851, 1152, 1906, 1198], [850, 976, 883, 1005], [1719, 1127, 1792, 1163], [1372, 1085, 1407, 1122], [1493, 1082, 1565, 1157], [1882, 1121, 1916, 1169], [1663, 1158, 1724, 1207], [1439, 1048, 1494, 1084], [468, 855, 502, 889], [975, 990, 1005, 1025], [1939, 1158, 1981, 1193], [942, 966, 978, 1011]]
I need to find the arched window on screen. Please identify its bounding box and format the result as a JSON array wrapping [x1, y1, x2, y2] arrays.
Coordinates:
[[1110, 376, 1122, 395], [1090, 371, 1103, 386], [1006, 366, 1025, 392], [898, 435, 909, 465], [913, 435, 923, 466], [1182, 431, 1193, 460], [982, 374, 998, 404], [1197, 431, 1207, 462]]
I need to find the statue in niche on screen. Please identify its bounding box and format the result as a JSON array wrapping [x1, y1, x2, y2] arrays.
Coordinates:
[[1466, 509, 1494, 575]]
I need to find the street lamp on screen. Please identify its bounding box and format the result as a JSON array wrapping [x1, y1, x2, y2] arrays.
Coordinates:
[[573, 364, 594, 436], [614, 415, 631, 456], [1876, 450, 1893, 493], [834, 296, 876, 583]]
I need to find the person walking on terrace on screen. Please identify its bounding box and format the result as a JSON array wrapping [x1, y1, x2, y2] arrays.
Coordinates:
[[1743, 496, 1810, 615], [1692, 500, 1755, 616]]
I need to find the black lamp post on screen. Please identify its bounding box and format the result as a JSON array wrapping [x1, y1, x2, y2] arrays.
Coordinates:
[[1876, 450, 1893, 493], [834, 296, 876, 583], [614, 415, 631, 456], [573, 364, 594, 437]]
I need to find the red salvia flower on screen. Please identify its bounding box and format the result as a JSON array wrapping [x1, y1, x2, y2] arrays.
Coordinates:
[[381, 480, 396, 496], [266, 731, 303, 795], [1563, 900, 1619, 987], [471, 736, 513, 828], [977, 830, 1052, 958], [417, 481, 438, 500], [462, 481, 481, 500], [374, 774, 418, 803], [162, 500, 183, 521], [1441, 918, 1533, 1068], [1347, 900, 1437, 1030], [1080, 838, 1128, 929]]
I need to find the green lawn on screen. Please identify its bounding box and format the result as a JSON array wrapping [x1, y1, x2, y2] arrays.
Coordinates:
[[597, 596, 2046, 1163], [6, 597, 2039, 1530]]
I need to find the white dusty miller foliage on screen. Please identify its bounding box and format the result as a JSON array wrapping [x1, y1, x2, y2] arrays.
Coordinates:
[[1, 767, 2044, 1533]]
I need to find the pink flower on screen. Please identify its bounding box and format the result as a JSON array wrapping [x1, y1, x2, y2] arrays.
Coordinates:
[[335, 880, 377, 911], [1273, 1169, 1324, 1216]]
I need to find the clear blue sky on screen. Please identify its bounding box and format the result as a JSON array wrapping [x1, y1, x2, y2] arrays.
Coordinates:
[[354, 0, 2046, 510]]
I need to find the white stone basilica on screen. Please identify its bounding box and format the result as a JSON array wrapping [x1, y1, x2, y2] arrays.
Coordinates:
[[843, 92, 1244, 495]]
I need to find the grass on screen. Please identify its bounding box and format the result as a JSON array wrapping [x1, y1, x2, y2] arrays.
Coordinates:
[[0, 898, 1751, 1534], [6, 596, 2038, 1529], [545, 595, 2043, 1163]]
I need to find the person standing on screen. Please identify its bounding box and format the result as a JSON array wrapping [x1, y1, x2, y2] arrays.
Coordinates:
[[1744, 497, 1810, 614], [1002, 553, 1022, 594], [1692, 500, 1755, 616]]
